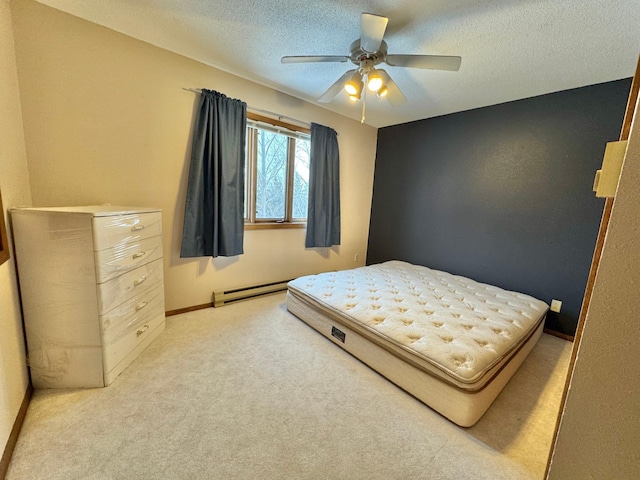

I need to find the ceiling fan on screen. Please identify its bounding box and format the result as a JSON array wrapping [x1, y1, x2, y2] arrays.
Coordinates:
[[281, 13, 462, 107]]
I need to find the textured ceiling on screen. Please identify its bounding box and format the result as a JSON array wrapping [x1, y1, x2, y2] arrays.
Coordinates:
[[35, 0, 640, 128]]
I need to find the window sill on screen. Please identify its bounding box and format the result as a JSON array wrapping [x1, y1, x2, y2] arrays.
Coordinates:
[[245, 222, 306, 230]]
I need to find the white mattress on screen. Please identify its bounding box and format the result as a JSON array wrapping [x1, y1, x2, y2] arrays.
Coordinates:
[[287, 261, 548, 426]]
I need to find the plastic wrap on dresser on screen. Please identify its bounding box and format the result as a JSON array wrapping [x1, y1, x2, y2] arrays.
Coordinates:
[[10, 206, 166, 388], [101, 285, 165, 342], [94, 235, 163, 283], [92, 212, 162, 251], [97, 258, 164, 314]]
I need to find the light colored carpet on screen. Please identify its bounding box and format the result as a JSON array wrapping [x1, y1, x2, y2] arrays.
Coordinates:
[[7, 293, 572, 480]]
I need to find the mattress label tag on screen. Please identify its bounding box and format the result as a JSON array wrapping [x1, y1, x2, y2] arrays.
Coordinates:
[[331, 326, 346, 343]]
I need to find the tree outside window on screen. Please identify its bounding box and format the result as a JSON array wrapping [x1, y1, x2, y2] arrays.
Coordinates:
[[245, 114, 309, 228]]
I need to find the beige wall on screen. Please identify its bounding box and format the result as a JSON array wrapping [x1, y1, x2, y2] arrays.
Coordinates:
[[548, 96, 640, 476], [11, 0, 378, 312], [0, 0, 32, 456], [5, 0, 639, 475]]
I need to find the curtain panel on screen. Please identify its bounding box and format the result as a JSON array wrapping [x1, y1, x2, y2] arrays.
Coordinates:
[[180, 89, 247, 258], [305, 123, 341, 248]]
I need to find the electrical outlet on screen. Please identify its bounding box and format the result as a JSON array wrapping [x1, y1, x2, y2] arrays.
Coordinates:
[[354, 253, 359, 263], [550, 299, 562, 313]]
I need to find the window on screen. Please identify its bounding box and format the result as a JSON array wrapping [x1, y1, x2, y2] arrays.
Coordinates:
[[0, 190, 10, 266], [245, 113, 310, 229]]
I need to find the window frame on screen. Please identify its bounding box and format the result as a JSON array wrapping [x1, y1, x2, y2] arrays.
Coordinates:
[[244, 112, 310, 230]]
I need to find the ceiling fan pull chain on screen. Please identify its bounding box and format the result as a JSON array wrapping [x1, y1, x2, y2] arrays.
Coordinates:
[[361, 86, 367, 123]]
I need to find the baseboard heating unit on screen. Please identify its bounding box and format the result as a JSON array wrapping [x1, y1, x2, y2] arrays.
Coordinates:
[[213, 280, 292, 307]]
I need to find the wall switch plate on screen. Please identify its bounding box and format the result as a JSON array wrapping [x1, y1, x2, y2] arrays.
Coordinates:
[[595, 140, 627, 198], [550, 299, 562, 313]]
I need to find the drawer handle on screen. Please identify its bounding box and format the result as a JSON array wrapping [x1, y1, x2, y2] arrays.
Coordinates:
[[133, 274, 148, 287], [135, 301, 148, 311], [132, 251, 146, 259], [131, 225, 145, 232], [136, 324, 149, 337]]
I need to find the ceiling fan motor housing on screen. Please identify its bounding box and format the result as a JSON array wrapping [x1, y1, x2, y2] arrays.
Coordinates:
[[350, 39, 387, 71]]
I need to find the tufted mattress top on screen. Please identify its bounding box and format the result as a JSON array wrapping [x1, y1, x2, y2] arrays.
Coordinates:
[[287, 261, 548, 390]]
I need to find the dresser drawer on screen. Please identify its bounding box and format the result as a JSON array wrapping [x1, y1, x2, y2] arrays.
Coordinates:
[[94, 235, 163, 283], [97, 258, 164, 315], [92, 212, 162, 252], [102, 311, 165, 374], [100, 284, 164, 339]]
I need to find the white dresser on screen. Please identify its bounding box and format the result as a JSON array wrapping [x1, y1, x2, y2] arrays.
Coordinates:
[[11, 206, 166, 388]]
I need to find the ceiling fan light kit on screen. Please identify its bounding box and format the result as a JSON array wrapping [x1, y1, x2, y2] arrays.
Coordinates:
[[281, 12, 462, 118], [366, 69, 384, 92], [344, 70, 364, 96]]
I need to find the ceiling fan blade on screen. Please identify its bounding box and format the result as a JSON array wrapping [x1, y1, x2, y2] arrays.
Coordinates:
[[318, 69, 356, 103], [360, 13, 388, 53], [281, 55, 350, 64], [385, 54, 462, 71], [377, 69, 406, 106]]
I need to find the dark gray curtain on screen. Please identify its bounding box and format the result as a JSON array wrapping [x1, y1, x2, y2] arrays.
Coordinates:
[[180, 89, 246, 258], [305, 123, 341, 248]]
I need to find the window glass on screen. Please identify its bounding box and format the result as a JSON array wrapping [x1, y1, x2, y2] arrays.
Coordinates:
[[292, 138, 310, 219], [244, 137, 249, 219], [244, 114, 310, 226], [255, 130, 287, 219]]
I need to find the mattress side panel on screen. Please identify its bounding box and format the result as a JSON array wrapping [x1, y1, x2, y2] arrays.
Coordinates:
[[287, 261, 547, 385], [286, 290, 545, 426]]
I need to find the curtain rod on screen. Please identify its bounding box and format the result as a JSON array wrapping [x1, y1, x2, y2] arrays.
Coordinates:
[[183, 88, 312, 129]]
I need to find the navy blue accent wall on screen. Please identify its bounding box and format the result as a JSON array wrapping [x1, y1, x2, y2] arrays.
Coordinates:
[[367, 79, 631, 336]]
